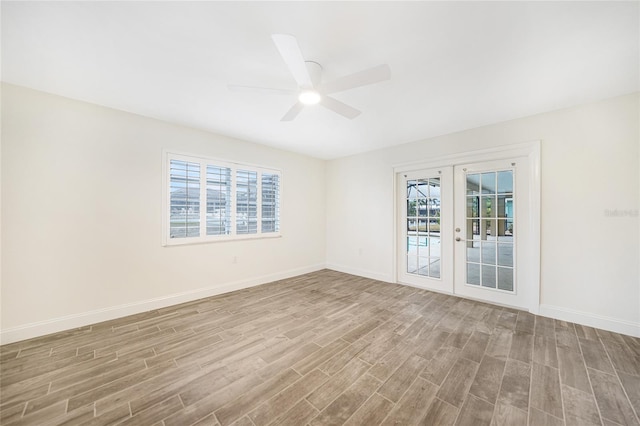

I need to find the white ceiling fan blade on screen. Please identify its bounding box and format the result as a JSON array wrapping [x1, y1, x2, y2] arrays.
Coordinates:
[[227, 85, 297, 96], [321, 64, 391, 95], [271, 34, 313, 89], [320, 96, 361, 119], [281, 102, 305, 121]]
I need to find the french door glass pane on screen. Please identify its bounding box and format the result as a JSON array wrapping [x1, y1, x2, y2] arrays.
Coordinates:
[[484, 219, 497, 238], [497, 195, 512, 218], [407, 200, 416, 216], [467, 241, 480, 263], [418, 256, 429, 276], [467, 174, 480, 195], [497, 243, 513, 267], [498, 267, 514, 291], [429, 259, 441, 278], [418, 199, 428, 217], [482, 266, 497, 288], [467, 197, 479, 217], [467, 263, 480, 285], [407, 255, 418, 274], [481, 242, 496, 265], [481, 172, 496, 194], [418, 236, 428, 257], [407, 180, 417, 199], [467, 219, 480, 238], [429, 237, 441, 257], [417, 180, 429, 198], [497, 171, 513, 193], [482, 196, 496, 217]]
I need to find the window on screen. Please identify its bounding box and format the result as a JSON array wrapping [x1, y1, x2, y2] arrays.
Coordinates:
[[261, 173, 280, 233], [164, 152, 280, 245]]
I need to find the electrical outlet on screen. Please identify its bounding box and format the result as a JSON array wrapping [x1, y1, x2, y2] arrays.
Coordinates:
[[233, 256, 238, 264]]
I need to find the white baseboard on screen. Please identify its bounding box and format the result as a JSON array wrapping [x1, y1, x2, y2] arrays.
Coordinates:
[[6, 267, 637, 345], [325, 263, 393, 283], [539, 304, 640, 338], [0, 263, 325, 345]]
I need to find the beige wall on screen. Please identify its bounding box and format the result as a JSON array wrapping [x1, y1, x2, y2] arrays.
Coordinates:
[[1, 84, 326, 342], [326, 93, 639, 335], [2, 84, 638, 341]]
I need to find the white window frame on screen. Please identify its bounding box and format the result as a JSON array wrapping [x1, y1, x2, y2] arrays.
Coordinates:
[[162, 150, 282, 246]]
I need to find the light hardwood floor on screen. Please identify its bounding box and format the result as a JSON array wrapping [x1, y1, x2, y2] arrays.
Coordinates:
[[1, 270, 639, 426]]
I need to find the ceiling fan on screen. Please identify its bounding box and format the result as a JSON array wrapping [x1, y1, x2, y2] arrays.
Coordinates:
[[228, 34, 391, 121]]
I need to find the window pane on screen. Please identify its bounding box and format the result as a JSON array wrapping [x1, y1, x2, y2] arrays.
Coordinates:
[[407, 254, 418, 274], [237, 170, 258, 234], [498, 243, 513, 267], [417, 236, 428, 257], [429, 217, 441, 234], [468, 219, 481, 239], [467, 240, 480, 263], [407, 236, 418, 259], [484, 219, 497, 239], [407, 180, 417, 199], [407, 200, 417, 217], [467, 174, 480, 195], [498, 267, 514, 291], [497, 171, 513, 194], [416, 180, 429, 199], [429, 237, 441, 258], [481, 242, 496, 265], [482, 265, 497, 288], [481, 172, 496, 194], [467, 263, 480, 285], [170, 160, 200, 239], [429, 259, 441, 278], [496, 195, 512, 218], [467, 196, 479, 218], [428, 178, 441, 222], [261, 173, 280, 233], [418, 256, 429, 276], [417, 199, 428, 217], [206, 166, 231, 235], [482, 196, 496, 218], [497, 219, 514, 238]]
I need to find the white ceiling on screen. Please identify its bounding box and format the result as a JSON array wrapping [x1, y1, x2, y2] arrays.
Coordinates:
[[2, 2, 638, 159]]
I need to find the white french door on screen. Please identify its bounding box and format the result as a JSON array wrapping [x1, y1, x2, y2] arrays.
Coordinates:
[[396, 151, 538, 311], [453, 158, 532, 309], [396, 167, 453, 292]]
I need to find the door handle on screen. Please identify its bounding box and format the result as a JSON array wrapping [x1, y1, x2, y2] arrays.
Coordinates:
[[455, 237, 461, 242]]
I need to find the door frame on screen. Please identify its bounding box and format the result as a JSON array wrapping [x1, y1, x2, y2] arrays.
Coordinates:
[[392, 141, 541, 314]]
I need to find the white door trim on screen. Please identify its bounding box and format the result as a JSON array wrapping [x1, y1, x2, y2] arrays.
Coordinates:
[[392, 141, 541, 313]]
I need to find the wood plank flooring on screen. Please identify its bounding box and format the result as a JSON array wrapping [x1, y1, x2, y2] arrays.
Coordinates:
[[1, 269, 639, 425]]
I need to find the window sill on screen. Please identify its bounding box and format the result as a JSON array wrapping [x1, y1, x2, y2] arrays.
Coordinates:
[[162, 233, 282, 247]]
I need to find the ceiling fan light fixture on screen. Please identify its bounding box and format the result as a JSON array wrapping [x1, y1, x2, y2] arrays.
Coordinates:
[[298, 90, 321, 105]]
